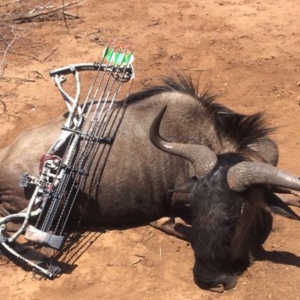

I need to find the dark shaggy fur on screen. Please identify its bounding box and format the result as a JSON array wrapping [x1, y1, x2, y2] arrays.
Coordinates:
[[124, 73, 275, 152]]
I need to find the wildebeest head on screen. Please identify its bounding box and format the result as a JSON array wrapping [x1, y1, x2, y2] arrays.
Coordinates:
[[150, 105, 300, 292]]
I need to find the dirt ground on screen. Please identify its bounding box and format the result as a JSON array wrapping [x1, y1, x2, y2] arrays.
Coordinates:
[[1, 0, 300, 299]]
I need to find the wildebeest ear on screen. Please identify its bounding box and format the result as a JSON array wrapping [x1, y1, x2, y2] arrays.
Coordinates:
[[264, 189, 300, 220], [169, 176, 197, 194]]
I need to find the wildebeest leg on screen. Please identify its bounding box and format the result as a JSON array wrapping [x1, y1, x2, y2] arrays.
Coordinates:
[[264, 189, 300, 220], [271, 186, 300, 207], [275, 193, 300, 207], [150, 216, 192, 241]]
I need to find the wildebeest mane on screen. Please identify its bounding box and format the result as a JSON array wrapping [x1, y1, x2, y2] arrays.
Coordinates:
[[124, 73, 213, 104], [124, 73, 275, 151], [213, 108, 275, 151]]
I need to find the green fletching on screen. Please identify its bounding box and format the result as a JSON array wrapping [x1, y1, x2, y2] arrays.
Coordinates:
[[114, 51, 122, 64], [102, 47, 114, 63], [102, 46, 109, 59], [102, 47, 134, 65], [124, 53, 133, 64]]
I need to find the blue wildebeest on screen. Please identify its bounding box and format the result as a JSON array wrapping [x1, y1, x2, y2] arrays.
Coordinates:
[[0, 74, 300, 291]]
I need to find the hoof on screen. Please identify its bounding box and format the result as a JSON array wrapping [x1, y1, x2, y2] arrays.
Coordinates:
[[150, 217, 172, 228], [210, 284, 224, 293]]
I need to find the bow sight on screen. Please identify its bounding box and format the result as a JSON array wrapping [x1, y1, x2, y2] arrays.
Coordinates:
[[0, 43, 135, 277]]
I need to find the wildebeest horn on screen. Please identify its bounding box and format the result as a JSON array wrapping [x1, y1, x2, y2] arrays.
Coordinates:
[[227, 161, 300, 192], [150, 106, 218, 178]]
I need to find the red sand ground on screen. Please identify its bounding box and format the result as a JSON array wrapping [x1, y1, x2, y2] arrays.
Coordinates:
[[1, 1, 300, 299]]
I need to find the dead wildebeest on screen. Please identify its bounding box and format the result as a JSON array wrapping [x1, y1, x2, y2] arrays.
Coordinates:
[[0, 74, 300, 292]]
